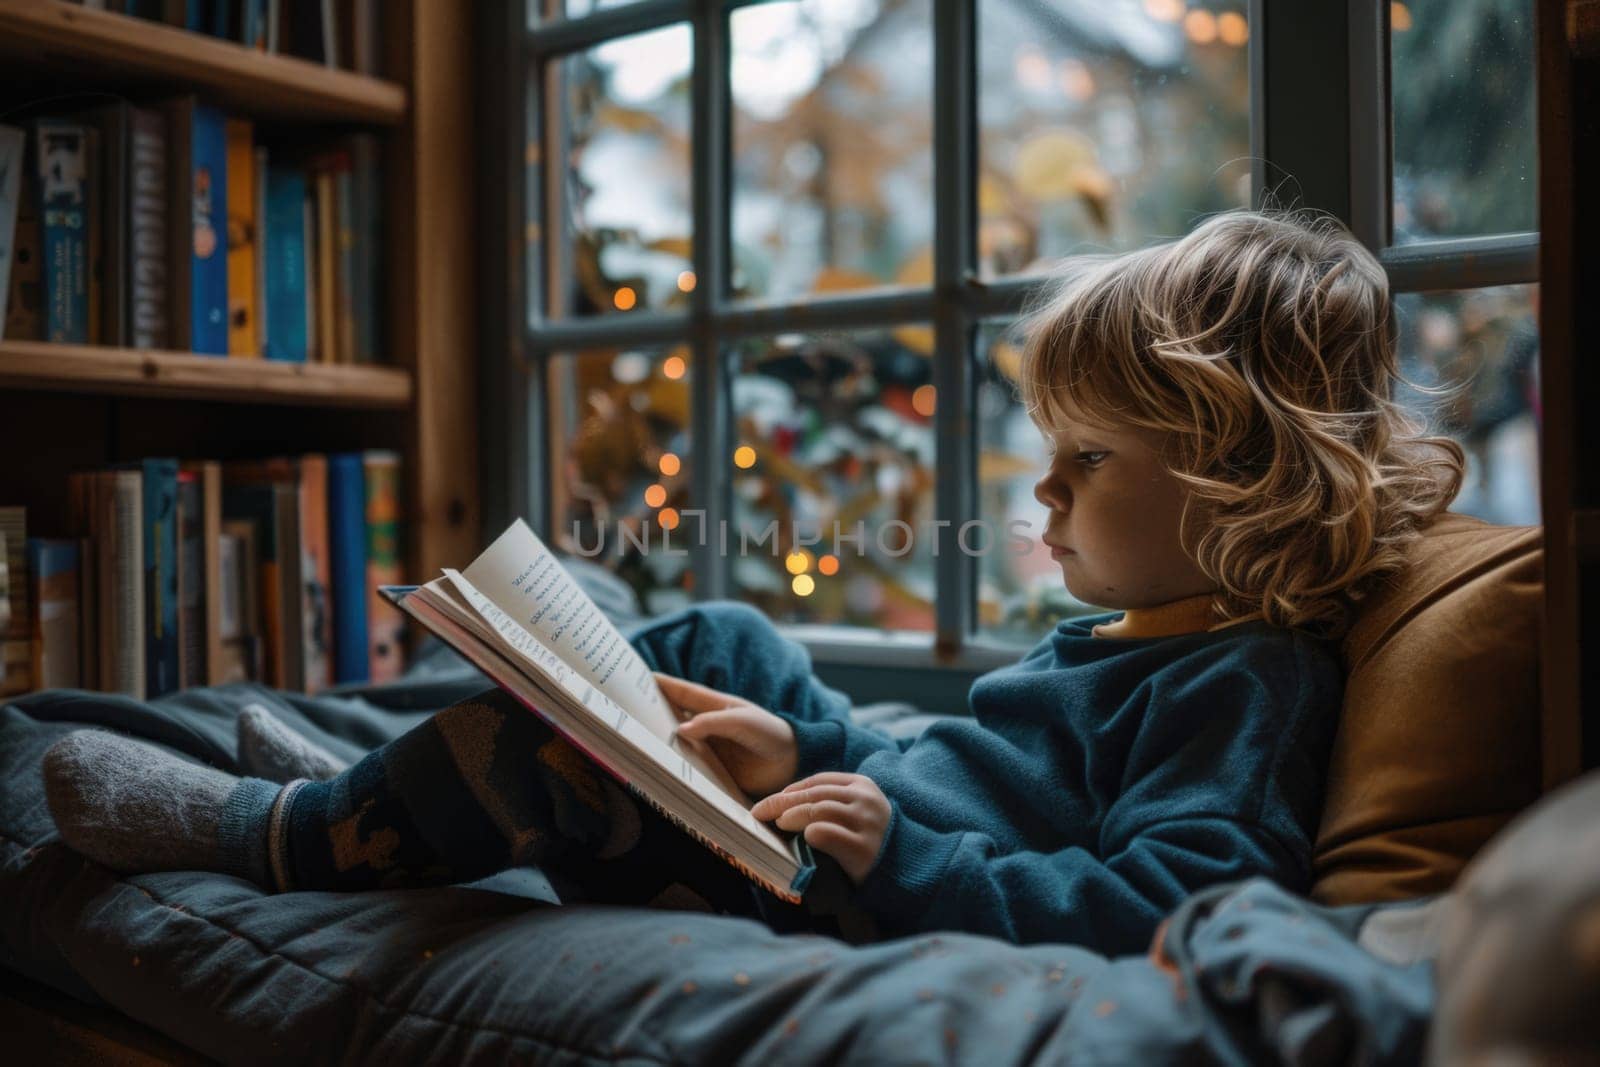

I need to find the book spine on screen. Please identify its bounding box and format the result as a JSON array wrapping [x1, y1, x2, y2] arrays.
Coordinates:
[[0, 507, 30, 696], [84, 127, 102, 345], [314, 168, 337, 363], [252, 146, 268, 355], [36, 122, 90, 344], [0, 125, 23, 342], [67, 477, 97, 690], [92, 105, 129, 347], [262, 167, 307, 361], [313, 168, 339, 363], [298, 454, 332, 693], [3, 160, 41, 341], [110, 470, 146, 698], [164, 97, 192, 350], [333, 162, 357, 364], [328, 452, 368, 684], [128, 107, 169, 349], [302, 184, 317, 361], [349, 133, 379, 363], [362, 450, 403, 682], [223, 484, 281, 687], [28, 539, 81, 690], [189, 104, 228, 355], [274, 481, 303, 690], [176, 469, 205, 689], [192, 460, 224, 685], [225, 119, 258, 356], [141, 458, 180, 697]]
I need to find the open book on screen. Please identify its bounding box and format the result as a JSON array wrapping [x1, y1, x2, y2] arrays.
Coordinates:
[[380, 519, 818, 903]]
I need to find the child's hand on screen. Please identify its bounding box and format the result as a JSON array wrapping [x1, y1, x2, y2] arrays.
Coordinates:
[[657, 673, 799, 796], [750, 773, 891, 885]]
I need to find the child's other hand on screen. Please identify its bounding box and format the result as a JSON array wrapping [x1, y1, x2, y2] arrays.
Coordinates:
[[657, 673, 799, 796], [750, 773, 891, 885]]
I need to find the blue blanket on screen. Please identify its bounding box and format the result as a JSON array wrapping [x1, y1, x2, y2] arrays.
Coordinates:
[[0, 654, 1434, 1064]]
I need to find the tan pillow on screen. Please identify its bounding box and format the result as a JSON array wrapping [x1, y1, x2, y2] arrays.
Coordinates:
[[1310, 512, 1544, 904]]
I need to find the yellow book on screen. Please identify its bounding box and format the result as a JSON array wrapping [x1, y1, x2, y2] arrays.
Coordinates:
[[225, 119, 258, 357]]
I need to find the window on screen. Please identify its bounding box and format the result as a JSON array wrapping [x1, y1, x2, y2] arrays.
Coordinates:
[[507, 0, 1539, 663]]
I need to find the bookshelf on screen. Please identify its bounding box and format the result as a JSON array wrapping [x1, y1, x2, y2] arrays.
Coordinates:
[[0, 1, 481, 692], [0, 0, 408, 124], [0, 340, 413, 407]]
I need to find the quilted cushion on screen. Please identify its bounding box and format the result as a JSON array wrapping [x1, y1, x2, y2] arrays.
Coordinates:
[[1310, 513, 1544, 903]]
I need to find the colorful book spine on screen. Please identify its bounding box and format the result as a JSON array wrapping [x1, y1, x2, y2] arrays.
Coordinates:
[[328, 453, 368, 684], [363, 450, 403, 682], [129, 458, 180, 697], [0, 124, 25, 342], [28, 539, 81, 690], [189, 104, 228, 355], [36, 121, 90, 343], [299, 454, 332, 692], [128, 107, 168, 349], [225, 119, 258, 356], [263, 167, 308, 361]]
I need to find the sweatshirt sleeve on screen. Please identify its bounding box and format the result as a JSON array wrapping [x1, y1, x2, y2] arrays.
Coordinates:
[[778, 713, 908, 780], [850, 802, 1307, 954]]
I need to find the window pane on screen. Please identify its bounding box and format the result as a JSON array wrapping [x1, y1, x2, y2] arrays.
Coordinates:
[[558, 25, 694, 317], [546, 346, 695, 614], [977, 0, 1250, 276], [1391, 0, 1536, 243], [1395, 284, 1540, 525], [729, 328, 935, 630], [975, 321, 1103, 647], [730, 0, 934, 301]]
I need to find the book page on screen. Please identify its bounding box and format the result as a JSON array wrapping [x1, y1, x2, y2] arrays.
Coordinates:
[[434, 571, 786, 852], [461, 520, 678, 740]]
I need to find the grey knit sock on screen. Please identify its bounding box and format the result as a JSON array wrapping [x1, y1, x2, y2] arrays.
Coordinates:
[[42, 730, 282, 888], [237, 704, 348, 783]]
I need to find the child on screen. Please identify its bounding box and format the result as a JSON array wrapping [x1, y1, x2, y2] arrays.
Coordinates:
[[42, 210, 1463, 955]]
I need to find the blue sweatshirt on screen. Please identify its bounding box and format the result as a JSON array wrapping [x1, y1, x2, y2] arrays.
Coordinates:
[[780, 613, 1343, 954]]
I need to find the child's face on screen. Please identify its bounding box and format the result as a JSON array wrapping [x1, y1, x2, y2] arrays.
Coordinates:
[[1031, 397, 1215, 611]]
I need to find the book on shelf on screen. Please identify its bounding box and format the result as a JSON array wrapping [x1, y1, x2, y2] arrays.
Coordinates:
[[0, 125, 26, 343], [382, 519, 822, 905], [0, 96, 382, 362], [225, 118, 259, 357], [3, 449, 400, 700], [363, 449, 403, 682], [0, 507, 31, 696], [28, 539, 81, 691], [36, 120, 91, 344]]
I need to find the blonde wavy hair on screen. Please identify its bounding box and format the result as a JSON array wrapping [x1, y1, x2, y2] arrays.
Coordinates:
[[1018, 210, 1465, 637]]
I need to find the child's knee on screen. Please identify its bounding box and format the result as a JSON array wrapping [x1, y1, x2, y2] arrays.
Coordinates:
[[629, 600, 784, 663]]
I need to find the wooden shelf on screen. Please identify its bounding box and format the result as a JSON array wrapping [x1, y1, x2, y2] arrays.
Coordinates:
[[0, 0, 407, 125], [0, 342, 413, 409]]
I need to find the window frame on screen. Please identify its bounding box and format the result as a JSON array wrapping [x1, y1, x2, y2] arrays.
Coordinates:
[[484, 0, 1538, 677]]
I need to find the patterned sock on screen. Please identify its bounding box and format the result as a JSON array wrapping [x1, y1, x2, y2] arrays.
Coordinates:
[[237, 704, 349, 783], [41, 730, 286, 888]]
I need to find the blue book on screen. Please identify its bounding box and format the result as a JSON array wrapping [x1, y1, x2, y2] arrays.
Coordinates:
[[119, 458, 181, 697], [189, 105, 228, 354], [328, 453, 369, 684], [35, 121, 89, 343], [264, 167, 308, 362]]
